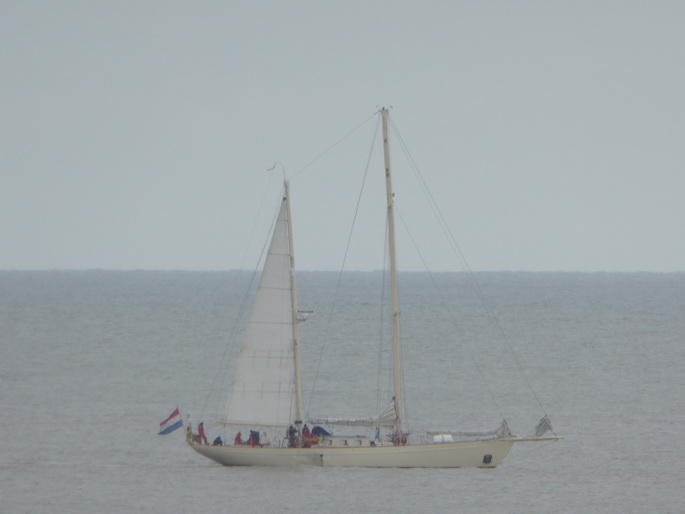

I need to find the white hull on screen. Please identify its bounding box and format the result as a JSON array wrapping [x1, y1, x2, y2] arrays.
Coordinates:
[[189, 438, 514, 468]]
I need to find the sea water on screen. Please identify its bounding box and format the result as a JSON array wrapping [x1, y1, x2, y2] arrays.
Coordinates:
[[2, 271, 684, 513]]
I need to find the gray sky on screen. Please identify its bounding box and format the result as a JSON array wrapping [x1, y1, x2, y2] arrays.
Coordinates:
[[2, 1, 684, 272]]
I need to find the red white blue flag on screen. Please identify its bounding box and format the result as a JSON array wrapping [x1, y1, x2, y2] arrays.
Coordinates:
[[158, 408, 183, 435]]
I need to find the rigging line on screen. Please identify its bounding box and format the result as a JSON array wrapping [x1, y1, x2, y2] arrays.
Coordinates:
[[213, 184, 284, 423], [290, 112, 378, 181], [216, 168, 291, 424], [304, 116, 381, 418], [394, 205, 505, 417], [185, 174, 281, 426], [388, 118, 468, 269], [389, 117, 548, 416], [239, 167, 281, 269], [198, 187, 285, 422]]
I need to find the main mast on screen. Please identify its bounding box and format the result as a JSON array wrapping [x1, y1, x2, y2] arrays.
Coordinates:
[[284, 180, 304, 424], [381, 108, 403, 433]]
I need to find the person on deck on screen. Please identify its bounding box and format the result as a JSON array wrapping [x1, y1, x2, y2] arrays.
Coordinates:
[[198, 422, 208, 445], [250, 430, 260, 447], [301, 424, 311, 447], [287, 425, 298, 448], [234, 431, 242, 445], [186, 415, 193, 440]]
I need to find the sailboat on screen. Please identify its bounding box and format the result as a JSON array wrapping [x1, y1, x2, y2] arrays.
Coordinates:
[[188, 108, 560, 468]]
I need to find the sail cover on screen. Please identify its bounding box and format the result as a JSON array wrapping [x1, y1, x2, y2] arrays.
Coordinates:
[[222, 197, 297, 427]]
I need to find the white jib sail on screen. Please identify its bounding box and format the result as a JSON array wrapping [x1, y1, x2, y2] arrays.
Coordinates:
[[222, 196, 296, 427]]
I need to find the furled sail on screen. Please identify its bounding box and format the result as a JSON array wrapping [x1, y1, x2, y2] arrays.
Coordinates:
[[221, 196, 296, 427], [308, 400, 398, 427], [426, 420, 512, 439]]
